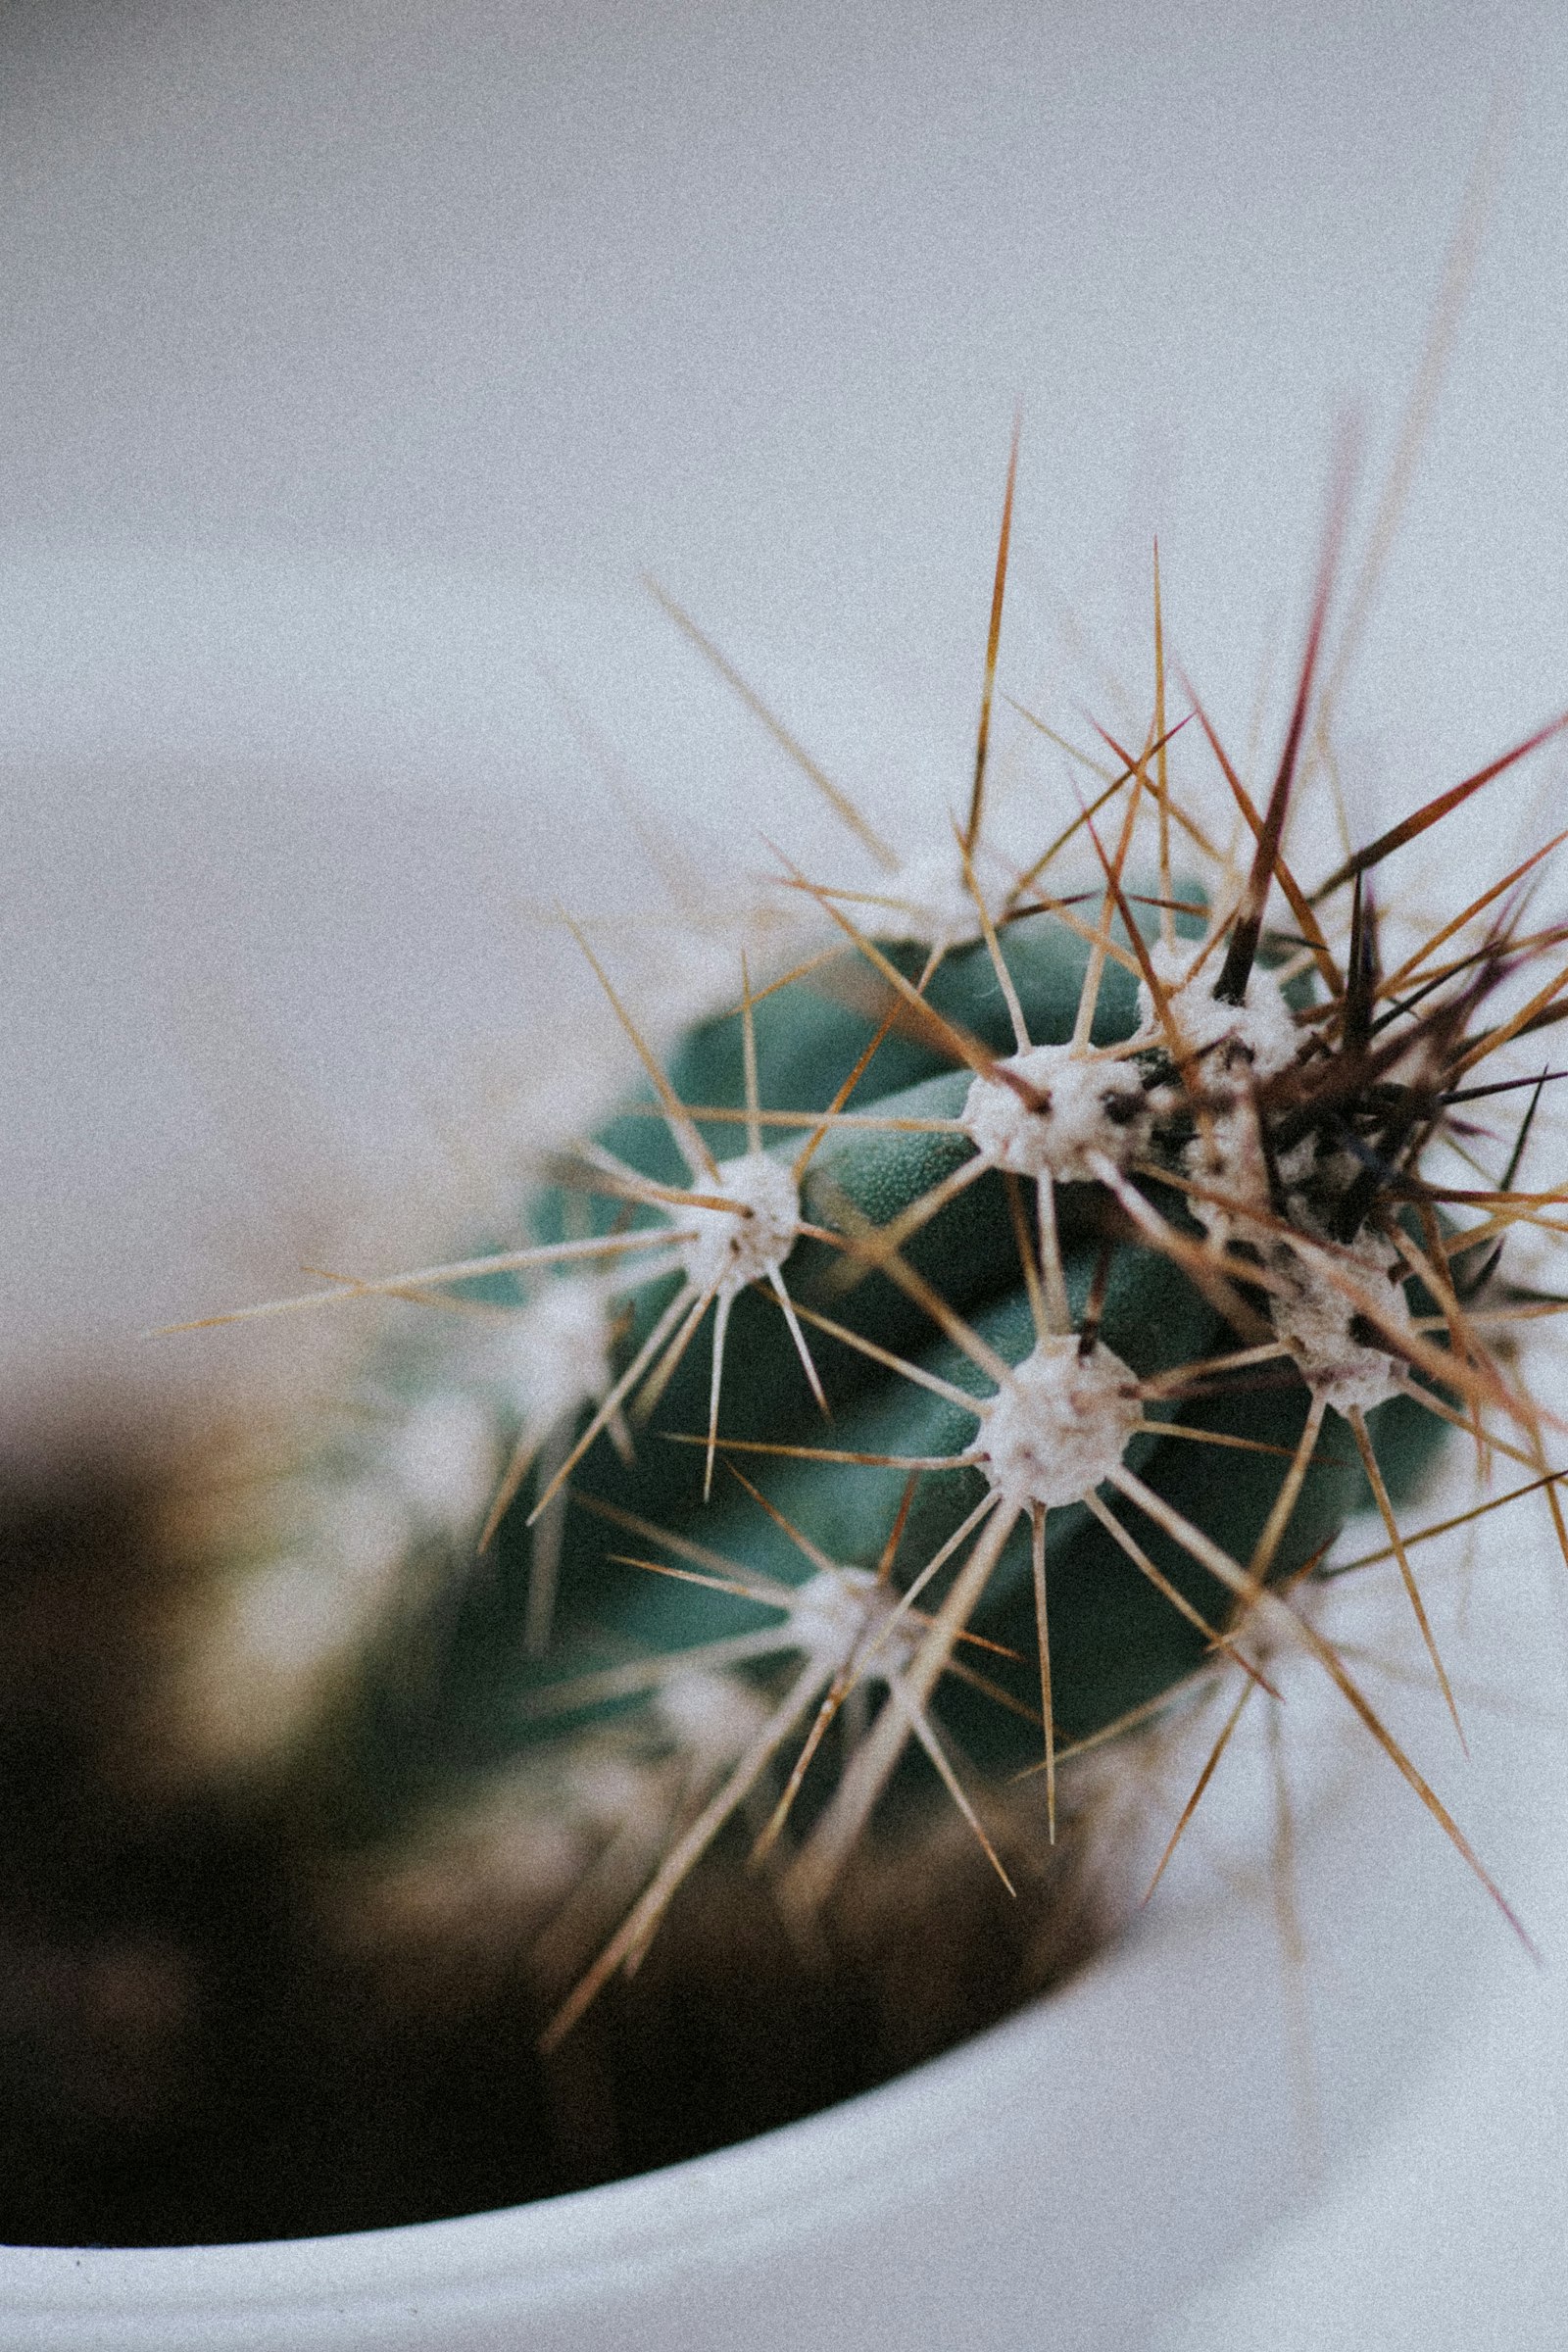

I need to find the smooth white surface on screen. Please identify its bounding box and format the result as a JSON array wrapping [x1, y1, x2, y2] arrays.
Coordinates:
[[2, 0, 1566, 778]]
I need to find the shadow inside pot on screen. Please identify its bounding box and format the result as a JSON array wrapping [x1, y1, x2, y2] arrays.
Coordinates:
[[0, 1429, 1114, 2246]]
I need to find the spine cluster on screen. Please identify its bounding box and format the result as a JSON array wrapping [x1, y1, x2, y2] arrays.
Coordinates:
[[173, 479, 1568, 2049]]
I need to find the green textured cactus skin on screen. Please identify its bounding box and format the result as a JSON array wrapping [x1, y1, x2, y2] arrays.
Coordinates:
[[306, 908, 1445, 1848]]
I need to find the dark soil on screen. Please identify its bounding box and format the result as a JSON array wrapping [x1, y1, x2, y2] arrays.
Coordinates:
[[0, 1446, 1108, 2247]]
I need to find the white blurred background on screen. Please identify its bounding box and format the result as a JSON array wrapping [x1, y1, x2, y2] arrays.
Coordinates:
[[5, 0, 1567, 1404], [2, 1, 1567, 2339]]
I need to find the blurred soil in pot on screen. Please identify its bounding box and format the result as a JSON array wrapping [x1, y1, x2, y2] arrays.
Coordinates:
[[0, 1428, 1108, 2247]]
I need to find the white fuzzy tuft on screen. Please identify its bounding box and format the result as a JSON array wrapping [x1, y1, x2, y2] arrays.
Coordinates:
[[499, 1280, 615, 1430], [962, 1044, 1152, 1181], [1138, 939, 1300, 1080], [871, 842, 991, 954], [678, 1149, 802, 1298], [655, 1667, 772, 1765], [1270, 1238, 1412, 1415], [969, 1337, 1142, 1511], [788, 1564, 923, 1680]]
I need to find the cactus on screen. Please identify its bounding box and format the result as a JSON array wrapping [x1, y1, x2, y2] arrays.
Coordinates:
[[172, 462, 1568, 2094]]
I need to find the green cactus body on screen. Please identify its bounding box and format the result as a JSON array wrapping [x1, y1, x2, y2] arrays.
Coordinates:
[[141, 466, 1568, 2214], [295, 904, 1443, 1935]]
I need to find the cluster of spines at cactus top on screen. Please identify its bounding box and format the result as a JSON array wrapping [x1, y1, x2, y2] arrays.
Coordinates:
[[181, 461, 1568, 2041]]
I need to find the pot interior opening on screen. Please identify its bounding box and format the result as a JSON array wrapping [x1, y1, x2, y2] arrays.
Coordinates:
[[0, 1442, 1109, 2246]]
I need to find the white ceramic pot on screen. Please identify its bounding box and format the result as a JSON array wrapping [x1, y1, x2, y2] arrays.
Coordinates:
[[2, 1627, 1559, 2352], [0, 555, 1563, 2349]]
